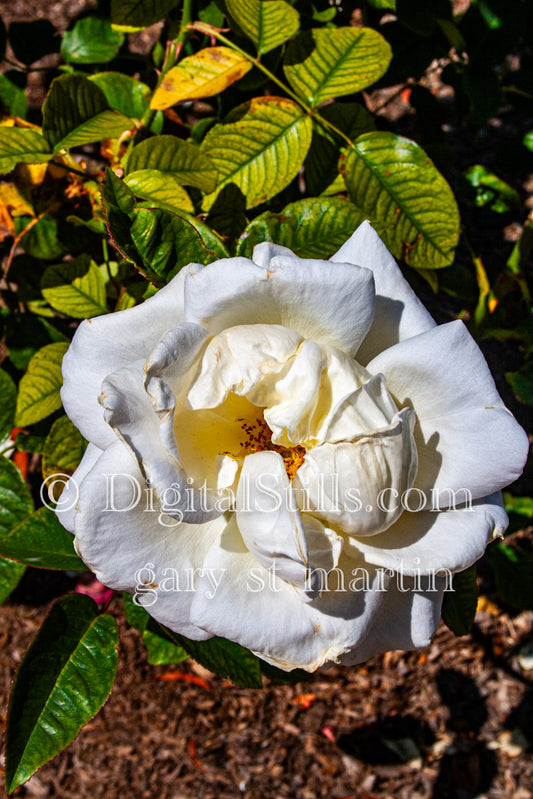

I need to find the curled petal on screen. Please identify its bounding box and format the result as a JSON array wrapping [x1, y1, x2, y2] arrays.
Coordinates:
[[187, 324, 302, 410], [61, 267, 198, 449], [295, 409, 417, 536], [368, 320, 530, 504], [101, 335, 219, 523], [236, 450, 343, 591]]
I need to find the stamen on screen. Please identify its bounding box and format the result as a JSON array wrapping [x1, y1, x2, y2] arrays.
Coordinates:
[[237, 416, 305, 479]]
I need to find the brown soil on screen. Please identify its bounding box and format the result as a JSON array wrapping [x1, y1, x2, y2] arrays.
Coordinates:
[[1, 577, 533, 799]]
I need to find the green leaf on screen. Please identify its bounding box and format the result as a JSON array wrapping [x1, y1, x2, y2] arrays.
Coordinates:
[[0, 369, 17, 444], [0, 507, 88, 571], [8, 20, 58, 66], [305, 102, 375, 196], [506, 361, 533, 405], [5, 313, 67, 372], [126, 135, 218, 193], [202, 97, 313, 210], [42, 74, 134, 152], [0, 556, 25, 605], [102, 170, 223, 285], [61, 16, 124, 63], [237, 197, 366, 259], [366, 0, 396, 7], [490, 543, 533, 611], [0, 128, 51, 174], [0, 72, 28, 118], [226, 0, 300, 55], [41, 255, 107, 318], [122, 593, 188, 665], [5, 594, 118, 793], [130, 207, 219, 283], [42, 416, 88, 487], [13, 215, 66, 261], [15, 432, 45, 454], [0, 456, 33, 539], [162, 627, 263, 688], [90, 72, 151, 119], [284, 27, 392, 106], [462, 164, 520, 213], [503, 492, 533, 519], [125, 170, 194, 214], [176, 213, 230, 260], [101, 168, 144, 271], [15, 342, 69, 427], [340, 132, 460, 268], [111, 0, 180, 29], [442, 566, 478, 636]]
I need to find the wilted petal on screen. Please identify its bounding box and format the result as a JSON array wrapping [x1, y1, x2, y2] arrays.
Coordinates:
[[368, 320, 529, 505], [184, 253, 375, 356], [187, 324, 302, 410], [331, 220, 435, 364]]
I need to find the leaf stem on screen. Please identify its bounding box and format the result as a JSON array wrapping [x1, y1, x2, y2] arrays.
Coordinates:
[[49, 159, 92, 180]]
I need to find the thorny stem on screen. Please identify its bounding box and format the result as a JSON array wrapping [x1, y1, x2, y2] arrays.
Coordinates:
[[187, 22, 355, 148]]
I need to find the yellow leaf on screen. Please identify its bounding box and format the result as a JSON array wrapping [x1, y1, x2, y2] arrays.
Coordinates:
[[0, 183, 34, 217], [15, 162, 49, 187], [151, 47, 252, 110]]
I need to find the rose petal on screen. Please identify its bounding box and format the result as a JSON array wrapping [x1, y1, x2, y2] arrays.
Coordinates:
[[294, 408, 418, 536], [101, 332, 219, 523], [236, 450, 312, 589], [348, 492, 508, 575], [187, 324, 302, 410], [331, 221, 435, 364], [190, 518, 443, 671], [368, 320, 529, 504], [56, 443, 103, 533], [184, 253, 375, 357], [61, 267, 200, 449], [72, 438, 225, 639]]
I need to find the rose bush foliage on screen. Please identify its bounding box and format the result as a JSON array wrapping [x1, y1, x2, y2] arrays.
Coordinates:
[[59, 222, 528, 672]]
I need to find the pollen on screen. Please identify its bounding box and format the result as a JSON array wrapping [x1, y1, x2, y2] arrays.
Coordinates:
[[237, 415, 306, 480]]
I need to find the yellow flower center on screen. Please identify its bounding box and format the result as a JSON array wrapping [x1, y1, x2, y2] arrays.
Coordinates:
[[237, 415, 306, 480]]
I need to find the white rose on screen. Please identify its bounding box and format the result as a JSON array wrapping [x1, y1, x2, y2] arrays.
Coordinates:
[[58, 222, 528, 672]]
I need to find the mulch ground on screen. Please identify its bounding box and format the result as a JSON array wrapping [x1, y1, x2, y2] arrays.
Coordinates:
[[1, 566, 533, 799]]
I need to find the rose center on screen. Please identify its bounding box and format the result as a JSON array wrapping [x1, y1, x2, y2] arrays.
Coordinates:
[[238, 414, 306, 479]]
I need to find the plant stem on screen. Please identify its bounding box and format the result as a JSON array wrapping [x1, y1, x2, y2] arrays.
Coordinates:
[[140, 0, 194, 133], [49, 159, 92, 180]]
